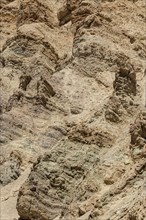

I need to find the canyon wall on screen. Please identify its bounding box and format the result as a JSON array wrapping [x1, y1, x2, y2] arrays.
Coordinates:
[[0, 0, 146, 219]]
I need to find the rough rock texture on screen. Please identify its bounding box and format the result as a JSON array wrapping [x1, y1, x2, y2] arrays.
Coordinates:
[[0, 0, 146, 219], [0, 151, 22, 186], [130, 111, 146, 159]]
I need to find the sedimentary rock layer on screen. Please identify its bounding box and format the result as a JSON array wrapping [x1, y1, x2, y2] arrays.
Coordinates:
[[0, 0, 146, 219]]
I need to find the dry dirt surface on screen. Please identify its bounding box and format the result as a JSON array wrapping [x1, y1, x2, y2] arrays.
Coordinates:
[[0, 0, 146, 220]]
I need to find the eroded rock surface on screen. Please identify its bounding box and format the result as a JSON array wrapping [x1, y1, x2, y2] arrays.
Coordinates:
[[0, 0, 146, 219], [17, 141, 100, 220], [0, 151, 22, 186], [130, 110, 146, 159]]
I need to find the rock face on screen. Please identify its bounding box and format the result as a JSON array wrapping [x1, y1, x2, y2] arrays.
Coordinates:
[[0, 0, 146, 219], [0, 151, 22, 186], [17, 141, 100, 220], [130, 111, 146, 159]]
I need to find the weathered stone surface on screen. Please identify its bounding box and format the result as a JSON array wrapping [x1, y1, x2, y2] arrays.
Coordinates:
[[0, 151, 22, 186], [130, 110, 146, 159], [105, 65, 137, 122], [68, 123, 114, 147], [17, 141, 100, 220], [0, 0, 146, 219]]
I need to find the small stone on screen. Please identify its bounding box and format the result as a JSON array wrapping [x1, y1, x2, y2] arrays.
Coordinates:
[[133, 148, 142, 156], [124, 158, 131, 165], [71, 106, 83, 115], [78, 206, 86, 216], [104, 172, 114, 185]]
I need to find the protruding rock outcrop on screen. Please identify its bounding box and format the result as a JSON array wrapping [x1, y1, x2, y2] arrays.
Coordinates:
[[17, 141, 100, 220], [105, 66, 137, 122], [0, 151, 22, 186], [130, 111, 146, 159]]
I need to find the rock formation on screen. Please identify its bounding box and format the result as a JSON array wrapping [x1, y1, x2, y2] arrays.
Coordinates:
[[0, 0, 146, 219]]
